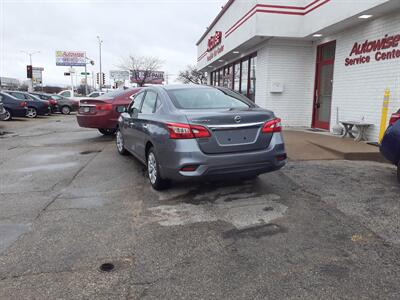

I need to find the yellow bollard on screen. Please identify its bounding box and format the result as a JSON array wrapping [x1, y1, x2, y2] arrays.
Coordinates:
[[378, 89, 391, 143]]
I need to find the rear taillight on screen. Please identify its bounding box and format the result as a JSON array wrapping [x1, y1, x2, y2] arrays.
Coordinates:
[[166, 122, 211, 139], [262, 118, 282, 133], [20, 101, 27, 107], [95, 103, 113, 111], [389, 113, 400, 126]]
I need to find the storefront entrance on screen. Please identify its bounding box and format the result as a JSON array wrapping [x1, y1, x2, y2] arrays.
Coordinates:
[[313, 41, 336, 130]]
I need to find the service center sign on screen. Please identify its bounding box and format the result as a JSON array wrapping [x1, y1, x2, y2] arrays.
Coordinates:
[[207, 31, 224, 62], [345, 33, 400, 67], [56, 51, 86, 66]]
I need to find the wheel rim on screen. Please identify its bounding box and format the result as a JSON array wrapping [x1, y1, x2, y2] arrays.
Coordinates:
[[4, 110, 11, 120], [62, 106, 70, 114], [27, 108, 36, 118], [116, 130, 124, 152], [148, 153, 157, 184]]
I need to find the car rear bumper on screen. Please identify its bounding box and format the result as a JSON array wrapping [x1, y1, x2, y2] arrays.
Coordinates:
[[158, 133, 287, 181], [76, 113, 118, 129]]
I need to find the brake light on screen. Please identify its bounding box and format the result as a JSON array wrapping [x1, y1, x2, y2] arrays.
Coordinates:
[[262, 118, 282, 133], [166, 122, 211, 139], [389, 113, 400, 126], [95, 103, 113, 111]]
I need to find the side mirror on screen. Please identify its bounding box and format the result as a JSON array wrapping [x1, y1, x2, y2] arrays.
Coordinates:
[[116, 106, 126, 113]]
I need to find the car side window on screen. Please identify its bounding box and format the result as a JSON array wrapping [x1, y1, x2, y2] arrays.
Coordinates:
[[11, 93, 24, 100], [129, 92, 145, 113], [141, 91, 157, 114]]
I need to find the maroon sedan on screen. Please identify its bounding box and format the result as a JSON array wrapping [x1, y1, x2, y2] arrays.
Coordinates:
[[77, 88, 141, 135]]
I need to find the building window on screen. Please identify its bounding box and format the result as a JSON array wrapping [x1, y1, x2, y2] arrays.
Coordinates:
[[209, 52, 256, 101], [248, 56, 256, 101], [233, 61, 241, 93], [241, 59, 249, 96]]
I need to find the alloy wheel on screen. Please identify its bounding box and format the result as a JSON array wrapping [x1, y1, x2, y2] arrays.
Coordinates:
[[27, 107, 37, 118], [116, 130, 124, 152], [147, 152, 157, 184], [3, 109, 11, 121], [61, 106, 71, 115]]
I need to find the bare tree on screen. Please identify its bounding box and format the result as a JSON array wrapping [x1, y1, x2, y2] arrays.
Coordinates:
[[177, 65, 207, 85], [118, 55, 164, 87]]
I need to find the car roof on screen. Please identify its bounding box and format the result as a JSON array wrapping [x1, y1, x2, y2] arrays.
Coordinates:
[[160, 84, 210, 91]]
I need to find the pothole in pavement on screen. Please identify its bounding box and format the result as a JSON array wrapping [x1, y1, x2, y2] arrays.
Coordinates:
[[80, 150, 102, 155], [99, 263, 115, 272]]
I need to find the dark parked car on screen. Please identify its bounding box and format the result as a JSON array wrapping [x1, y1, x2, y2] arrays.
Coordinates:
[[77, 88, 141, 135], [30, 92, 78, 114], [3, 91, 50, 118], [116, 85, 287, 190], [0, 92, 28, 120], [380, 109, 400, 182]]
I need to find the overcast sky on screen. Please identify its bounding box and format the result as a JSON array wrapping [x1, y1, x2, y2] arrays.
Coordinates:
[[0, 0, 225, 86]]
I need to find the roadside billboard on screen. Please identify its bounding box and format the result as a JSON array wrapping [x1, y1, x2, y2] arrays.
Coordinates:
[[32, 67, 44, 85], [56, 51, 86, 66], [130, 70, 164, 84], [110, 70, 130, 81]]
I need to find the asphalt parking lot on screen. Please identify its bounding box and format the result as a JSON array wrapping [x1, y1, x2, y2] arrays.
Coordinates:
[[0, 115, 400, 299]]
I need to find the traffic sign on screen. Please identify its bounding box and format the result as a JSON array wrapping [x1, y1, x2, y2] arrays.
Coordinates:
[[64, 72, 71, 76], [81, 72, 90, 75]]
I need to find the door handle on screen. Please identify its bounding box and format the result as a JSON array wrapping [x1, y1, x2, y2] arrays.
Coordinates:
[[142, 124, 148, 129]]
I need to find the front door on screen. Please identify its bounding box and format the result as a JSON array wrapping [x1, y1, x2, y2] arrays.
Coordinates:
[[313, 41, 336, 130]]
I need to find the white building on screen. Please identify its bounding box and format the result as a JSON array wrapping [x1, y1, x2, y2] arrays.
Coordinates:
[[196, 0, 400, 141]]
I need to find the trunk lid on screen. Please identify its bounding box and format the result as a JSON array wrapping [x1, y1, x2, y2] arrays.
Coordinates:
[[184, 108, 276, 154], [79, 98, 113, 115]]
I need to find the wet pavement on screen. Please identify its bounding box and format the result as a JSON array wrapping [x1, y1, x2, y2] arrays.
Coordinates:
[[0, 115, 399, 299]]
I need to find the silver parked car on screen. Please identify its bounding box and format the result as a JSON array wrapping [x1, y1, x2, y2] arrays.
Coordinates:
[[116, 85, 287, 190]]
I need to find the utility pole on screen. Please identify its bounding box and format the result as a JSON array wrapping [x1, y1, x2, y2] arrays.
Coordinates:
[[21, 50, 40, 92], [97, 36, 103, 91]]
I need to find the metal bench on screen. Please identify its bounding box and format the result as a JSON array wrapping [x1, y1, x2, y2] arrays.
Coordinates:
[[340, 121, 373, 142]]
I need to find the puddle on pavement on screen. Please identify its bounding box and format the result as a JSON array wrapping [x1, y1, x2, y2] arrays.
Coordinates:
[[0, 223, 31, 254], [223, 223, 287, 240], [17, 162, 78, 173], [147, 193, 287, 230]]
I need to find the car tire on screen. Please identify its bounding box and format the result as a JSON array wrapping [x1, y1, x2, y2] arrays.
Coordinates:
[[3, 109, 12, 121], [26, 107, 37, 118], [116, 129, 128, 155], [98, 128, 116, 135], [147, 147, 169, 190], [61, 106, 71, 115], [397, 161, 400, 183]]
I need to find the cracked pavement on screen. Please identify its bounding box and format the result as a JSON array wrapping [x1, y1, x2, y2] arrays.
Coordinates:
[[0, 115, 400, 299]]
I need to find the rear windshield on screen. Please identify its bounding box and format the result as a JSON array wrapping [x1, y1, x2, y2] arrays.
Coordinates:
[[96, 88, 132, 99], [167, 87, 252, 109]]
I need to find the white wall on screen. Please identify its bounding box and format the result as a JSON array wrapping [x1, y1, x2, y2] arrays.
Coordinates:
[[321, 11, 400, 141], [255, 40, 315, 127]]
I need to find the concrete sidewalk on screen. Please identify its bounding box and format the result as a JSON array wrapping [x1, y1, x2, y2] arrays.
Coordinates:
[[283, 129, 385, 162]]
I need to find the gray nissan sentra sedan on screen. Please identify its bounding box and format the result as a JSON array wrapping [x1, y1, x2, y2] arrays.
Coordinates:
[[116, 85, 287, 190]]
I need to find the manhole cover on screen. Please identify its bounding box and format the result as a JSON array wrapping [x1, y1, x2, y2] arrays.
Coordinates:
[[99, 263, 115, 272]]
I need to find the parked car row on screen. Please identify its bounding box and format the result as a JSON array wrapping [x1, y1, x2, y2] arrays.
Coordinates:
[[0, 90, 80, 121], [380, 109, 400, 182]]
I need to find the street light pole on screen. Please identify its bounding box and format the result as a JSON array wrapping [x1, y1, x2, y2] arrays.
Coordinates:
[[21, 50, 40, 92], [97, 36, 103, 91]]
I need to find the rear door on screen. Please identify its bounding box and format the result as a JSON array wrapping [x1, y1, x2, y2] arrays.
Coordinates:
[[134, 90, 158, 161], [123, 92, 145, 153]]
